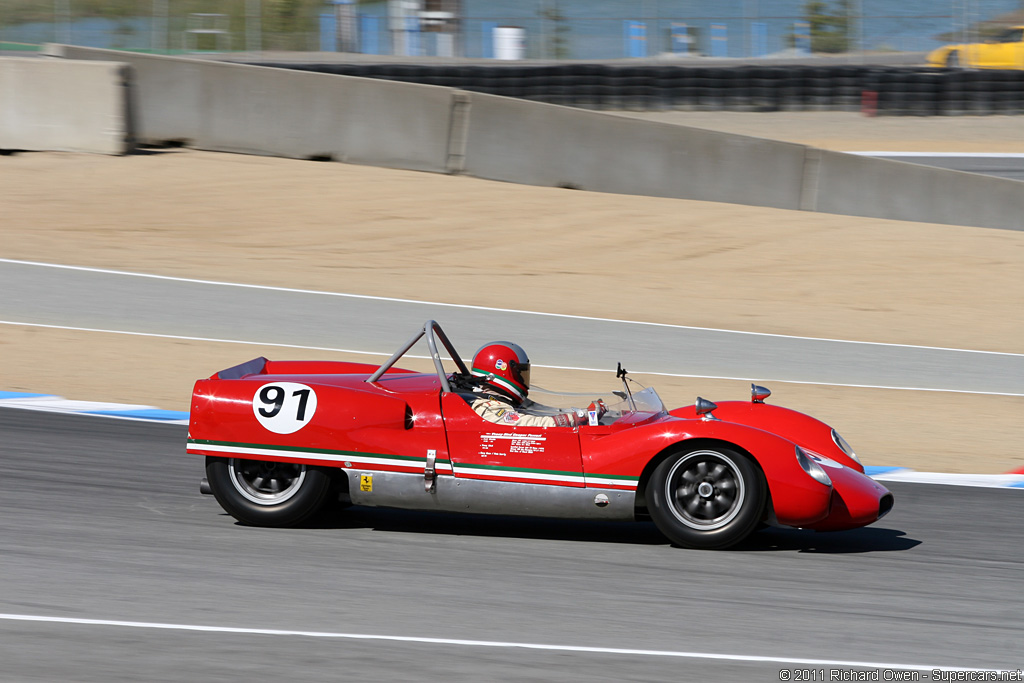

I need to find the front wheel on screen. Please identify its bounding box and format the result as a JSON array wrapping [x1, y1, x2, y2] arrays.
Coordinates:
[[647, 447, 766, 549], [205, 456, 333, 527]]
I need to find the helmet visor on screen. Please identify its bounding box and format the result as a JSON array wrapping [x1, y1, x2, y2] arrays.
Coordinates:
[[512, 361, 530, 390]]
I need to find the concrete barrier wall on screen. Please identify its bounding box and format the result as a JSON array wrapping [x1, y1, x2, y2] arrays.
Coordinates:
[[44, 44, 453, 172], [40, 45, 1024, 231], [458, 93, 809, 209], [0, 57, 132, 154], [811, 151, 1024, 228], [48, 48, 207, 146]]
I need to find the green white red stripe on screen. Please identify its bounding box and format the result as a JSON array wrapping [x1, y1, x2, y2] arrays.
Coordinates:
[[471, 367, 526, 399], [187, 438, 638, 489]]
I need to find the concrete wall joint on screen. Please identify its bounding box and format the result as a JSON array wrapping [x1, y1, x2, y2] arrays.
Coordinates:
[[799, 147, 822, 213], [445, 91, 472, 174]]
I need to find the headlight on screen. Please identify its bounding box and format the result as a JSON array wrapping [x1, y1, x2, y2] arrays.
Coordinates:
[[796, 446, 832, 488], [831, 429, 861, 465]]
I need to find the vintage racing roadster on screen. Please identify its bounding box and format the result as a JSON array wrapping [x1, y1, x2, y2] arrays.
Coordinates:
[[188, 321, 893, 549]]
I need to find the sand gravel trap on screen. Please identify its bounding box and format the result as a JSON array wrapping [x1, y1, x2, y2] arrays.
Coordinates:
[[2, 118, 1023, 473]]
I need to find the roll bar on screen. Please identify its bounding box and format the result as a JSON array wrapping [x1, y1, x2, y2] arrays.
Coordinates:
[[365, 320, 470, 393]]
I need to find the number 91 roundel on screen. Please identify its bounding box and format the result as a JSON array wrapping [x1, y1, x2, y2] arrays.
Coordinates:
[[252, 382, 317, 434]]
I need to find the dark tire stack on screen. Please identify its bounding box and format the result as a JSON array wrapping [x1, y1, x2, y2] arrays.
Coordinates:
[[695, 66, 723, 111], [992, 70, 1022, 114], [250, 61, 1024, 117], [502, 66, 527, 99], [652, 66, 676, 111], [805, 66, 831, 111], [719, 67, 743, 111], [941, 68, 968, 115], [572, 63, 602, 109], [965, 69, 994, 115], [746, 66, 777, 112], [877, 68, 903, 115], [909, 70, 942, 116], [1009, 71, 1024, 115], [777, 66, 805, 111], [596, 65, 620, 110], [833, 65, 862, 112]]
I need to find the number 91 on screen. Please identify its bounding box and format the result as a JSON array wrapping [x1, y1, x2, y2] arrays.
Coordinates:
[[252, 382, 318, 434]]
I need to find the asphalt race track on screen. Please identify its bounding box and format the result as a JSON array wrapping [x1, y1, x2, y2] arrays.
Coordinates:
[[3, 260, 1022, 395], [0, 409, 1021, 681]]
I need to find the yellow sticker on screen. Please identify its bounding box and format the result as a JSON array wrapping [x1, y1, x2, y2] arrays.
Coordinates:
[[359, 474, 373, 492]]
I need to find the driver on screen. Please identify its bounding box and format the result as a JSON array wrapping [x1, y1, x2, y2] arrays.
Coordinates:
[[467, 341, 604, 427]]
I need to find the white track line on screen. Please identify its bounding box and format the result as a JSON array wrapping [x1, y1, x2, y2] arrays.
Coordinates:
[[848, 152, 1024, 158], [2, 258, 1019, 358], [4, 319, 1023, 397], [0, 613, 1006, 673]]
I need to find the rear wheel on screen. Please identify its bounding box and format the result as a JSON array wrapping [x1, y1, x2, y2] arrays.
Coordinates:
[[647, 447, 766, 549], [205, 456, 333, 527]]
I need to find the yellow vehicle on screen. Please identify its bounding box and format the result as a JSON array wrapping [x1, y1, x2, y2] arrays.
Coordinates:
[[927, 26, 1024, 68]]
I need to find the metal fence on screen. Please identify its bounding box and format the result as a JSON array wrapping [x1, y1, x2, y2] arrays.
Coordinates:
[[1, 1, 1018, 59]]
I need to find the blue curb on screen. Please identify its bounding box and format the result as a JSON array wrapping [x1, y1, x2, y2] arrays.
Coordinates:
[[0, 390, 189, 424], [85, 408, 190, 421], [864, 466, 909, 476]]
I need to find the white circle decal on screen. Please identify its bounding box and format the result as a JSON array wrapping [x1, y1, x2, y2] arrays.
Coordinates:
[[252, 382, 317, 434]]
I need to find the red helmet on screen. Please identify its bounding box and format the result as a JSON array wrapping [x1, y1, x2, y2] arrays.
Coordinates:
[[471, 341, 531, 403]]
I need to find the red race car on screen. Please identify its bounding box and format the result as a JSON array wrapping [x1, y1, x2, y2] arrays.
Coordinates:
[[188, 320, 893, 549]]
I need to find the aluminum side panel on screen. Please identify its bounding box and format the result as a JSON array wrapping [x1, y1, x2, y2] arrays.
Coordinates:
[[347, 470, 636, 521]]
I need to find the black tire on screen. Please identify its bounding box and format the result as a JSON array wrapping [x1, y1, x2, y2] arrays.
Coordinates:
[[946, 51, 960, 68], [205, 456, 333, 527], [647, 446, 766, 549]]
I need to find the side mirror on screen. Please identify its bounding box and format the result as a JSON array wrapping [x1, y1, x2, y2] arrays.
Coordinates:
[[695, 397, 718, 419]]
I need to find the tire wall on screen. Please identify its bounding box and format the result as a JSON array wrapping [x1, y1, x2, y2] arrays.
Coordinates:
[[248, 61, 1024, 117], [37, 45, 1024, 230]]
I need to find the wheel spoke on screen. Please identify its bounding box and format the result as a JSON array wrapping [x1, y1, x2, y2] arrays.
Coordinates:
[[229, 458, 306, 505], [712, 496, 734, 517], [685, 497, 703, 517], [680, 469, 699, 484]]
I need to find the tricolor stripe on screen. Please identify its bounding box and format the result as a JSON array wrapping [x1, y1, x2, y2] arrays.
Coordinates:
[[187, 439, 454, 474], [471, 368, 526, 399], [186, 438, 637, 489]]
